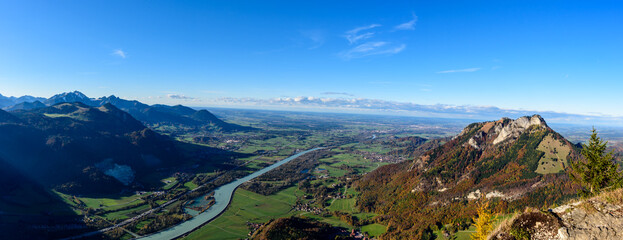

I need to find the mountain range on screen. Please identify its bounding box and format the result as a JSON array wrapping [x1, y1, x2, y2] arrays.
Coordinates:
[[1, 91, 252, 131], [0, 94, 255, 239], [0, 102, 192, 195], [0, 92, 609, 239], [0, 100, 250, 197], [0, 93, 46, 109]]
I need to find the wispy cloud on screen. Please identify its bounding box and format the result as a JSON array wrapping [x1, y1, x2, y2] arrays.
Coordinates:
[[437, 68, 481, 74], [112, 49, 126, 58], [348, 24, 382, 34], [300, 29, 326, 49], [347, 32, 375, 44], [340, 15, 417, 60], [351, 41, 386, 52], [322, 92, 354, 97], [340, 42, 406, 59], [167, 94, 196, 100], [345, 24, 381, 44], [394, 14, 418, 30], [146, 96, 164, 99]]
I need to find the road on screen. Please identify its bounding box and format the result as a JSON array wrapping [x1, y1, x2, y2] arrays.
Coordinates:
[[62, 148, 322, 240], [62, 157, 260, 240]]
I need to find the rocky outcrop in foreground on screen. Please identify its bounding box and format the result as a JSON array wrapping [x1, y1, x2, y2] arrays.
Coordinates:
[[491, 188, 623, 240]]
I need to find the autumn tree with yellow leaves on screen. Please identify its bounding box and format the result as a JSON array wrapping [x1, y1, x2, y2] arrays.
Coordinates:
[[471, 197, 496, 240]]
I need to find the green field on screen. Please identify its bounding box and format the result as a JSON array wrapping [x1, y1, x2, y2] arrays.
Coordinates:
[[54, 191, 146, 211], [328, 198, 357, 212], [184, 181, 199, 190], [102, 204, 150, 220], [316, 164, 348, 177], [184, 187, 303, 240], [433, 226, 476, 240], [361, 223, 387, 237]]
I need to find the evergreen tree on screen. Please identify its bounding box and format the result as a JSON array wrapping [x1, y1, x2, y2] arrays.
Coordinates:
[[570, 127, 622, 196]]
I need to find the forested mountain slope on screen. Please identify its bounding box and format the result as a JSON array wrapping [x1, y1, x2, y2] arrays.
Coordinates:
[[355, 115, 581, 239], [0, 102, 223, 195]]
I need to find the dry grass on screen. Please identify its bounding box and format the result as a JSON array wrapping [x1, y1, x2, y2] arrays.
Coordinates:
[[577, 201, 598, 214], [596, 187, 623, 205], [535, 134, 570, 175], [481, 122, 495, 133], [487, 212, 519, 240]]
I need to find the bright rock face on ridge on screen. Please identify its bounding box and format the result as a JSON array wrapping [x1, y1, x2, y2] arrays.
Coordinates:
[[493, 115, 548, 144]]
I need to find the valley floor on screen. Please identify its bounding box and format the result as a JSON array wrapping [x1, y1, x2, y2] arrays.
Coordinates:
[[46, 110, 460, 239]]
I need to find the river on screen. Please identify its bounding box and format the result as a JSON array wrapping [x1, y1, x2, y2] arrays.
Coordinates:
[[137, 147, 323, 240]]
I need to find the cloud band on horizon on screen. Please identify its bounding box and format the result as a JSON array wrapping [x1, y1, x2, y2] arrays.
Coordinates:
[[207, 96, 623, 126]]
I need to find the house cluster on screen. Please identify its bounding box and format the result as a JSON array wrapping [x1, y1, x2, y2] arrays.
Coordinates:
[[135, 191, 164, 196], [246, 222, 263, 236], [357, 150, 404, 163], [337, 229, 369, 240], [173, 172, 193, 182], [349, 229, 369, 239], [293, 203, 324, 215]]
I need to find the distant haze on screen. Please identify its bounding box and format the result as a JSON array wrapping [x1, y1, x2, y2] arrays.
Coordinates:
[[2, 91, 622, 127]]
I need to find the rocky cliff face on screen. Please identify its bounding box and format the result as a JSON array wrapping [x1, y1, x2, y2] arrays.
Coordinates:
[[418, 115, 569, 186], [553, 200, 623, 239], [457, 114, 548, 150], [491, 188, 623, 240], [492, 115, 548, 145]]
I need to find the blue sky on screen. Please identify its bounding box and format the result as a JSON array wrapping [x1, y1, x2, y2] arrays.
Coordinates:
[[1, 1, 622, 119]]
